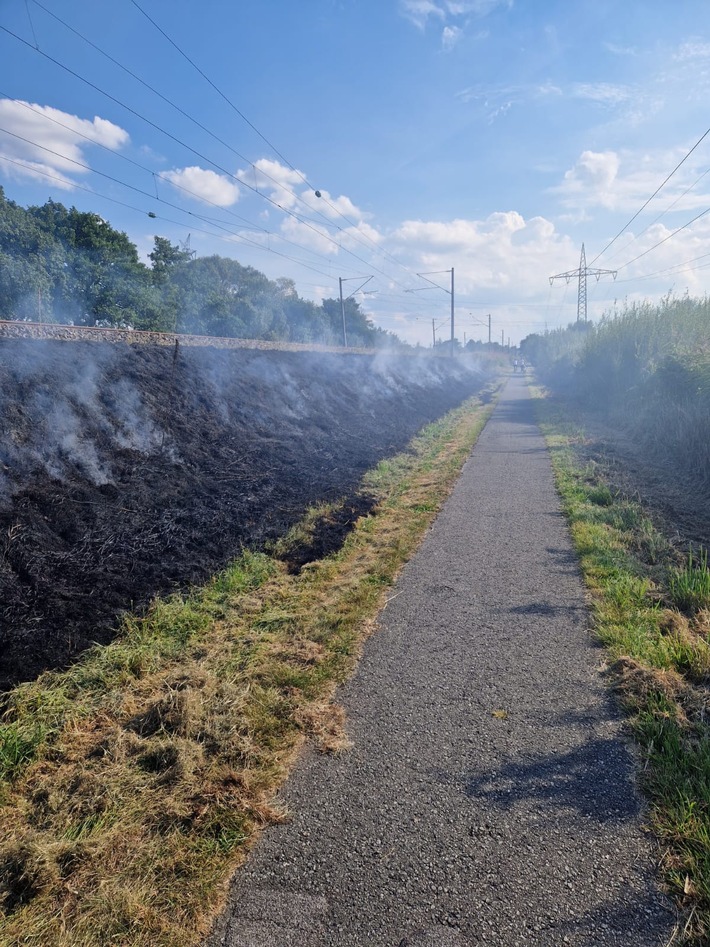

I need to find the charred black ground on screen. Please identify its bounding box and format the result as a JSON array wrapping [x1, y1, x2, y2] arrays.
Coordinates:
[[0, 339, 493, 690]]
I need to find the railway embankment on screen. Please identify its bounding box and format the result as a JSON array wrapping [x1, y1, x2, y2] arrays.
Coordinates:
[[0, 337, 493, 688]]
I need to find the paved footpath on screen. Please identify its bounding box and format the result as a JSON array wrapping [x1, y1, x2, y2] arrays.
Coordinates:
[[206, 376, 675, 947]]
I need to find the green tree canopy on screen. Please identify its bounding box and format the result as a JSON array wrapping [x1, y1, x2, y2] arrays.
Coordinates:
[[0, 193, 403, 348]]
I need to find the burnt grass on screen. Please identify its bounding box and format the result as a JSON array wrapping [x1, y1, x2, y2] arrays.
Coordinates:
[[0, 339, 493, 691]]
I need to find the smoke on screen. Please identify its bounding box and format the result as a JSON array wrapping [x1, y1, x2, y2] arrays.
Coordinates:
[[109, 379, 163, 453], [0, 339, 493, 504], [0, 341, 173, 494], [48, 403, 112, 486]]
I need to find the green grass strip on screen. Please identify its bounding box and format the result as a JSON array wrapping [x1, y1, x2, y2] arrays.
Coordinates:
[[533, 387, 710, 945]]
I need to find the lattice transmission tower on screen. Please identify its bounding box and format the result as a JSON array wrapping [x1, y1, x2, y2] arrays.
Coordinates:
[[549, 244, 617, 322]]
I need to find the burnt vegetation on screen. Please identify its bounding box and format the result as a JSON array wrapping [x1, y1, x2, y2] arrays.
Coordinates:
[[0, 338, 492, 690]]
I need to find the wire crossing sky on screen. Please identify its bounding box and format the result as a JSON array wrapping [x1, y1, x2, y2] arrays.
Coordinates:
[[3, 0, 710, 345]]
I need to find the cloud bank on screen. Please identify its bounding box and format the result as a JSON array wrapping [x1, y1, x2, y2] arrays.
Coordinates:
[[0, 99, 128, 189]]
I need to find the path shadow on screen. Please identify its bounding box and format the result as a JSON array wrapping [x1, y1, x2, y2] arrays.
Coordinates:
[[551, 886, 677, 945], [493, 397, 538, 426], [461, 735, 640, 824], [508, 600, 587, 617]]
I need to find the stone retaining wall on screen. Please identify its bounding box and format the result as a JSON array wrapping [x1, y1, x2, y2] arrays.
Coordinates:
[[0, 320, 374, 354]]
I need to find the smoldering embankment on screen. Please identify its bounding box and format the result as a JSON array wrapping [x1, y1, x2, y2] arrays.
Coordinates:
[[0, 339, 495, 690]]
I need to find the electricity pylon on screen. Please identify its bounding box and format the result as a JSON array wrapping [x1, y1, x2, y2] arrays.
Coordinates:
[[549, 244, 617, 323]]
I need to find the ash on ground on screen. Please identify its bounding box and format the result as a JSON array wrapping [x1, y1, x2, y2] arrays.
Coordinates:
[[0, 340, 492, 690]]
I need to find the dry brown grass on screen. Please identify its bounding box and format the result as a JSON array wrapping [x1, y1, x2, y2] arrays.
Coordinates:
[[0, 388, 497, 947]]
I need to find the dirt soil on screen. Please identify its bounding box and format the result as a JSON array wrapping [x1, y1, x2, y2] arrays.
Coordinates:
[[0, 339, 493, 691]]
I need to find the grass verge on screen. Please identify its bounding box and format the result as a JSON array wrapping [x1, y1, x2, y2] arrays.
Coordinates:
[[533, 386, 710, 945], [0, 387, 496, 947]]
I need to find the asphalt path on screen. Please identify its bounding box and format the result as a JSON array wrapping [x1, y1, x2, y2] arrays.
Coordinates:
[[205, 375, 675, 947]]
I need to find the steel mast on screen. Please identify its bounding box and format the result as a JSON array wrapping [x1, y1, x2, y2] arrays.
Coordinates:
[[549, 244, 617, 322]]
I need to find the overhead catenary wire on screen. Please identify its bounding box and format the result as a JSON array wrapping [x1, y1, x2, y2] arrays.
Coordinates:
[[2, 12, 553, 335], [26, 0, 420, 285], [1, 19, 484, 342], [3, 96, 378, 278], [0, 135, 343, 281], [8, 119, 578, 334], [1, 153, 354, 286], [0, 152, 161, 217], [0, 24, 415, 293], [26, 0, 371, 243], [23, 0, 39, 48], [0, 156, 423, 330], [7, 10, 710, 344], [126, 0, 421, 281], [589, 124, 710, 266]]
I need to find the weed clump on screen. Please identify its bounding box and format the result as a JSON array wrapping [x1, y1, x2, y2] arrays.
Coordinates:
[[670, 548, 710, 616]]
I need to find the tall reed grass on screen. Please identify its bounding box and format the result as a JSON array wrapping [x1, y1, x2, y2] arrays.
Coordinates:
[[523, 294, 710, 489]]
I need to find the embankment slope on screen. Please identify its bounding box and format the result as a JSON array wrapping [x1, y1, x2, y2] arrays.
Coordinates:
[[0, 340, 492, 689]]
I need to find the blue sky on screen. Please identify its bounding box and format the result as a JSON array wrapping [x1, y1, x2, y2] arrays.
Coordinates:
[[2, 0, 710, 345]]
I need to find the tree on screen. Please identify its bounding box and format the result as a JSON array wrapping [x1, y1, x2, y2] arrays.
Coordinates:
[[321, 297, 377, 347], [0, 193, 406, 346], [149, 236, 191, 284]]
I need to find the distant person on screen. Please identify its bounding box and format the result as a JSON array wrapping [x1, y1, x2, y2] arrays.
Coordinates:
[[513, 359, 518, 372], [520, 359, 526, 373]]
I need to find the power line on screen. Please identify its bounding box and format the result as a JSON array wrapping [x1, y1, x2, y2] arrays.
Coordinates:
[[128, 0, 303, 188], [127, 0, 418, 280], [27, 0, 365, 241], [3, 96, 377, 277], [23, 0, 39, 48], [0, 24, 412, 291], [599, 164, 710, 272], [615, 204, 710, 271], [0, 152, 154, 216], [589, 124, 710, 265], [0, 131, 342, 280], [612, 248, 710, 283]]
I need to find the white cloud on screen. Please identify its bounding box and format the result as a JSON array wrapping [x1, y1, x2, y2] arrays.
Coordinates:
[[0, 98, 128, 189], [162, 166, 240, 207], [674, 41, 710, 61], [391, 210, 571, 295], [455, 83, 520, 122], [571, 82, 634, 107], [536, 82, 563, 98], [399, 0, 509, 31], [458, 77, 644, 127], [280, 214, 338, 256], [602, 215, 710, 291], [604, 41, 637, 56], [236, 158, 367, 235], [457, 78, 568, 120], [343, 221, 383, 246], [399, 0, 445, 30], [444, 0, 510, 13], [238, 157, 303, 209], [553, 147, 710, 215], [301, 186, 364, 221], [555, 150, 621, 209], [442, 25, 462, 49]]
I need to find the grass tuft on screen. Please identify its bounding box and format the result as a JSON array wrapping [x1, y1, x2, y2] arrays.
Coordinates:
[[670, 548, 710, 616]]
